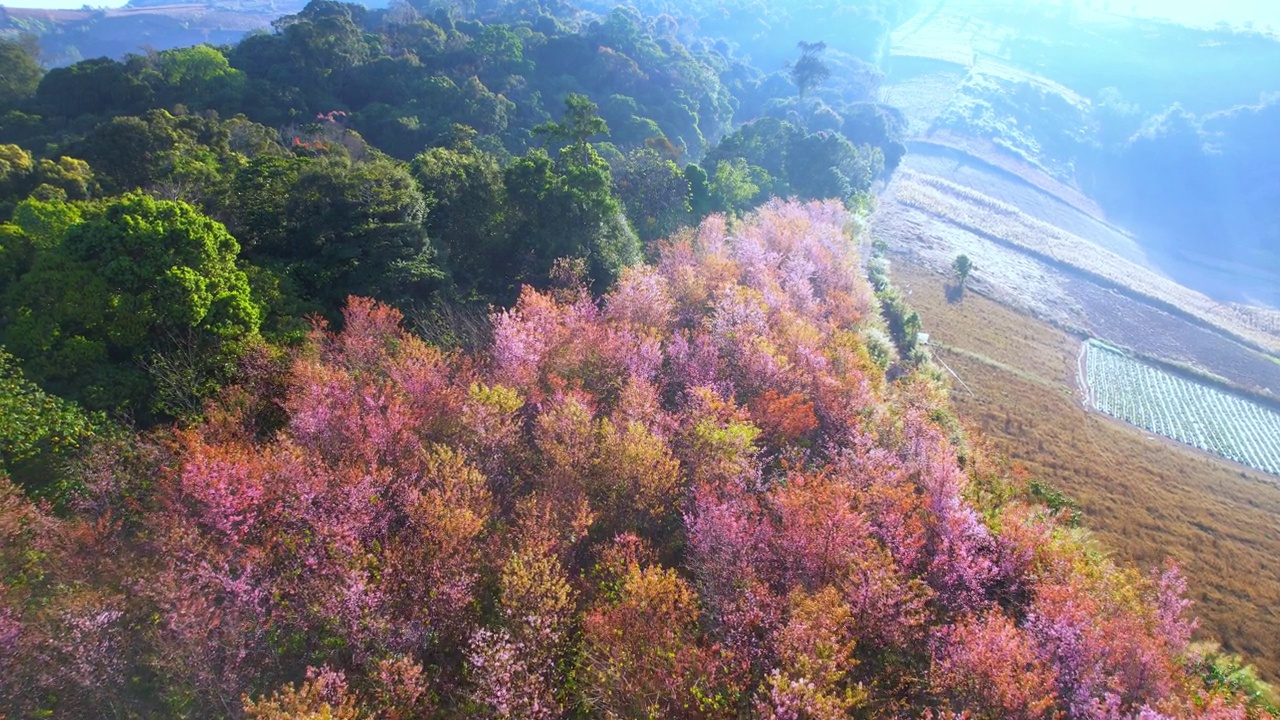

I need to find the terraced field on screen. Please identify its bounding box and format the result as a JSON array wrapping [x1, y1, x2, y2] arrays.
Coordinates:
[[1083, 340, 1280, 476]]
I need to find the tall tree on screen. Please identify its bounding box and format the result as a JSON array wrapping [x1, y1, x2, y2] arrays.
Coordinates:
[[0, 38, 43, 111], [410, 132, 507, 301], [789, 40, 831, 100], [276, 156, 436, 313], [613, 148, 691, 244], [503, 145, 640, 298], [534, 93, 610, 162]]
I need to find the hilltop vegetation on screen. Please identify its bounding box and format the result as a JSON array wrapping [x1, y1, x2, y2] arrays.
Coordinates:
[[2, 200, 1269, 718], [0, 0, 1275, 717], [0, 0, 909, 426]]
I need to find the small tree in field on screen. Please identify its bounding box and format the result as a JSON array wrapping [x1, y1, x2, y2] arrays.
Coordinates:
[[953, 254, 974, 289]]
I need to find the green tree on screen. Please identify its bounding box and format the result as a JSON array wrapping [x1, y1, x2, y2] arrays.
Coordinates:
[[466, 24, 529, 82], [613, 148, 690, 243], [703, 117, 795, 196], [709, 157, 766, 215], [410, 132, 507, 301], [35, 56, 154, 118], [0, 346, 97, 493], [789, 40, 831, 99], [33, 157, 97, 200], [684, 163, 714, 222], [534, 93, 610, 161], [0, 199, 83, 294], [10, 196, 82, 250], [0, 38, 43, 110], [784, 131, 880, 201], [841, 102, 907, 173], [276, 156, 436, 313], [0, 144, 35, 213], [274, 0, 374, 76], [503, 145, 639, 297], [879, 288, 922, 357], [0, 144, 32, 184], [953, 253, 974, 288], [222, 153, 435, 314], [75, 110, 233, 195], [219, 154, 306, 255], [76, 114, 176, 191], [155, 44, 246, 110], [0, 225, 29, 292], [1, 194, 261, 420]]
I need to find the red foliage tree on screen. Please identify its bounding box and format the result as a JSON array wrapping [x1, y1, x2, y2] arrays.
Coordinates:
[[0, 200, 1240, 719]]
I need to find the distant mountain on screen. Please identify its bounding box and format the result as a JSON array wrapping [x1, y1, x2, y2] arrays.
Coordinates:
[[880, 1, 1280, 307], [0, 0, 306, 66]]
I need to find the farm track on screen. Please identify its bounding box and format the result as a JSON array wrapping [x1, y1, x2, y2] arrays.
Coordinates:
[[932, 339, 1069, 393]]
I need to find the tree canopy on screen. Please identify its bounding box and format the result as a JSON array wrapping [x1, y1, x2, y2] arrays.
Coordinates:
[[0, 2, 1266, 715], [0, 202, 1261, 718], [1, 193, 260, 419]]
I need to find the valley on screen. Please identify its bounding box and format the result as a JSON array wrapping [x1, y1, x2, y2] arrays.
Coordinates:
[[891, 259, 1280, 680], [876, 0, 1280, 681]]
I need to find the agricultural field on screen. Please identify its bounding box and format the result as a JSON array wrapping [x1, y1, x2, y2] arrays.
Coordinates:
[[899, 142, 1145, 263], [1083, 340, 1280, 476], [879, 63, 967, 136], [888, 259, 1280, 679], [891, 169, 1280, 355]]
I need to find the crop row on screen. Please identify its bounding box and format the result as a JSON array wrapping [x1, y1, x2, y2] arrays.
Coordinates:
[[1083, 341, 1280, 477]]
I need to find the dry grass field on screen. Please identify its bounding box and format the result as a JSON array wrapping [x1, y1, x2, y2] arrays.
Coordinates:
[[892, 259, 1280, 680], [894, 170, 1280, 356]]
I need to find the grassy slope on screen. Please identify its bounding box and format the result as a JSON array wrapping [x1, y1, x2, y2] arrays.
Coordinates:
[[893, 259, 1280, 680], [893, 171, 1280, 357]]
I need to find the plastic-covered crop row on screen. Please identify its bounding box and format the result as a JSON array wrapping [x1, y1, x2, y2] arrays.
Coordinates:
[[1082, 341, 1280, 477]]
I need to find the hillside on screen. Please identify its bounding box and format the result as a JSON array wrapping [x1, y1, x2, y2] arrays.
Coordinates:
[[880, 0, 1280, 309], [891, 258, 1280, 682], [3, 200, 1265, 718], [875, 0, 1280, 443], [0, 0, 1277, 716], [873, 0, 1280, 687], [0, 0, 298, 66]]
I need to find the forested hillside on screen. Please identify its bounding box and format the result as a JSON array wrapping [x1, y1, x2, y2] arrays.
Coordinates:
[[2, 199, 1267, 718], [0, 0, 908, 426], [0, 0, 1275, 717]]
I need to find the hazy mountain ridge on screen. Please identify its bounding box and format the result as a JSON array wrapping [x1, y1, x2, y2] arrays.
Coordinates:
[[0, 0, 304, 66], [881, 0, 1280, 309]]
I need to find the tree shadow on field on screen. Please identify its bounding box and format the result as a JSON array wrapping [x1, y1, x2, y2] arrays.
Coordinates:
[[945, 282, 966, 304]]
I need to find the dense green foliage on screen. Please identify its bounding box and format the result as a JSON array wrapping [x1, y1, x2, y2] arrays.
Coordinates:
[[0, 346, 96, 477], [1, 193, 259, 420], [0, 0, 907, 428], [0, 38, 42, 109]]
